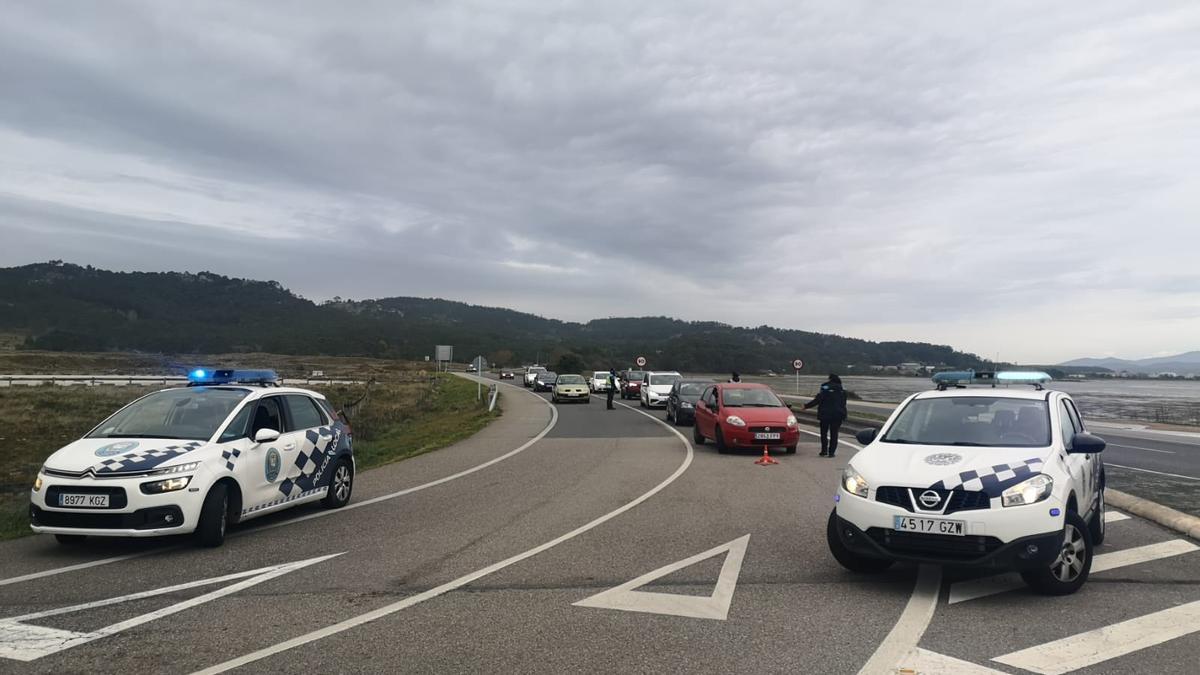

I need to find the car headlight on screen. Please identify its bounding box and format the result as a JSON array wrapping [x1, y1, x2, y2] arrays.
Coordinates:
[[842, 467, 869, 498], [1001, 474, 1054, 507], [786, 415, 797, 427], [152, 461, 200, 476], [140, 476, 192, 494], [33, 474, 43, 492], [725, 415, 747, 427]]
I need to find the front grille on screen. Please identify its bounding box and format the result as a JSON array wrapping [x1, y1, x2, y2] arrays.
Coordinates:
[[866, 527, 1002, 561], [748, 426, 785, 434], [875, 487, 990, 515], [31, 505, 184, 530], [44, 485, 128, 509]]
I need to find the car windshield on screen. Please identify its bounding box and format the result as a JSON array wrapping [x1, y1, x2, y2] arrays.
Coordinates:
[[594, 372, 608, 378], [721, 388, 784, 407], [678, 383, 705, 396], [558, 375, 585, 384], [882, 397, 1051, 448], [626, 371, 645, 380], [541, 373, 558, 381], [87, 388, 249, 441], [528, 367, 545, 373], [650, 374, 680, 385]]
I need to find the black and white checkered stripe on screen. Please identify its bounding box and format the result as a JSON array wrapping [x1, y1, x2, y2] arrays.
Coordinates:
[[277, 426, 341, 498], [94, 442, 204, 474], [929, 457, 1045, 497]]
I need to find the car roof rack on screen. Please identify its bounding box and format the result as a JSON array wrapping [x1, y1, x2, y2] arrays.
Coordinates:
[[931, 370, 1050, 391], [187, 368, 281, 387]]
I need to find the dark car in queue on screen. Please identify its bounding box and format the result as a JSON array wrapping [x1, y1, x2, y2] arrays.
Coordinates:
[[534, 372, 559, 392], [692, 383, 800, 454], [620, 370, 645, 400], [666, 379, 710, 426]]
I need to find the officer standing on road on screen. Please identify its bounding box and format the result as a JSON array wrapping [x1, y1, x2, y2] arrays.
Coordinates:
[[606, 369, 618, 409], [804, 374, 848, 457], [729, 371, 741, 383]]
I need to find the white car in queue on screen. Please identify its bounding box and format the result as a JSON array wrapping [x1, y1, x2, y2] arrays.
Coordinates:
[[640, 371, 682, 408], [828, 371, 1107, 595], [30, 369, 356, 547]]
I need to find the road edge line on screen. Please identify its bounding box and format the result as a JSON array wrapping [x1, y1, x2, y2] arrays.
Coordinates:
[[1105, 488, 1200, 541]]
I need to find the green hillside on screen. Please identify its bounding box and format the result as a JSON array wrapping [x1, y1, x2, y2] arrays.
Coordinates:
[[0, 262, 989, 373]]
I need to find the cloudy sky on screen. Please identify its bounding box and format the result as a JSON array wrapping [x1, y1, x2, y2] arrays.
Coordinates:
[[2, 1, 1198, 363]]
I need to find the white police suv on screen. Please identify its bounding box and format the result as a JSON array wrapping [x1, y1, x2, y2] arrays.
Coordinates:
[[30, 369, 355, 547], [828, 372, 1107, 595]]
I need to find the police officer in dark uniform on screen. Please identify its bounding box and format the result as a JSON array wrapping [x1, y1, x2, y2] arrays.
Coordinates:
[[804, 374, 848, 457]]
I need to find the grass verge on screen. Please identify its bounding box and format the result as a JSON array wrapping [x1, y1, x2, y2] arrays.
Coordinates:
[[0, 373, 498, 541]]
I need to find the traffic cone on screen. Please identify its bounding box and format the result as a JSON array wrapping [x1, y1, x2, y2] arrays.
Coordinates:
[[755, 445, 779, 466]]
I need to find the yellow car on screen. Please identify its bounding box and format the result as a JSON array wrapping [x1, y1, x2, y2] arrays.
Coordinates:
[[552, 374, 591, 404]]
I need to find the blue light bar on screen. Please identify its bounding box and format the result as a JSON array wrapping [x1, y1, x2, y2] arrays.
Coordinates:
[[188, 368, 280, 387]]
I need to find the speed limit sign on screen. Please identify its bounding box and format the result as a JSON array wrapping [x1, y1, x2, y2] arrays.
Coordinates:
[[792, 359, 804, 370], [636, 356, 647, 367]]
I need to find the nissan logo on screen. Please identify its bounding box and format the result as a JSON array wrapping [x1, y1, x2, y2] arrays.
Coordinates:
[[918, 490, 943, 509]]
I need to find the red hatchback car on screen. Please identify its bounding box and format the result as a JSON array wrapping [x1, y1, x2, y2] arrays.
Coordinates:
[[692, 383, 800, 454]]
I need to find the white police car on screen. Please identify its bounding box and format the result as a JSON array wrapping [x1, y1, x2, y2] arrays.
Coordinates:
[[828, 372, 1107, 595], [30, 369, 355, 547]]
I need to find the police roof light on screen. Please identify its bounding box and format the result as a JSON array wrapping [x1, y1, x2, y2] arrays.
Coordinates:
[[187, 368, 280, 387], [995, 371, 1052, 385]]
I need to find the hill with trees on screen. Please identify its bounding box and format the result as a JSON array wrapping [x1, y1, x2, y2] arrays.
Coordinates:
[[0, 262, 989, 374]]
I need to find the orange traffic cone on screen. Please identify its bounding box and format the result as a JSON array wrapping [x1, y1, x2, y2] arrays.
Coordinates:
[[754, 445, 779, 466]]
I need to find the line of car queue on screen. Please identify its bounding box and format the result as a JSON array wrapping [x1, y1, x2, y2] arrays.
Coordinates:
[[515, 365, 802, 454]]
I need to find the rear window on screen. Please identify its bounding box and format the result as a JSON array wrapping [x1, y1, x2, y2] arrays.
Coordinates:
[[882, 397, 1051, 448]]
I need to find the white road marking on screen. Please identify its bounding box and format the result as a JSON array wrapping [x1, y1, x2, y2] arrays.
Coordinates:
[[1106, 463, 1200, 481], [898, 648, 1008, 674], [948, 539, 1198, 604], [0, 553, 341, 661], [1105, 510, 1131, 523], [1108, 443, 1175, 454], [992, 599, 1200, 674], [574, 534, 749, 620], [0, 381, 557, 588], [855, 565, 942, 675], [796, 428, 863, 452], [192, 397, 696, 674]]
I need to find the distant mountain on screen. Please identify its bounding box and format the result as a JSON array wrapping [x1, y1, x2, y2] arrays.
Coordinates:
[[0, 262, 990, 374], [1061, 352, 1200, 375]]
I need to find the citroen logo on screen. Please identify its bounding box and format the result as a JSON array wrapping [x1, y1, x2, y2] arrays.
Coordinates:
[[918, 490, 943, 509]]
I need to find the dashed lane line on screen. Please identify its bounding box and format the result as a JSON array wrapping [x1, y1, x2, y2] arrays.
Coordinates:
[[948, 538, 1199, 604], [192, 393, 695, 674], [0, 381, 558, 588], [992, 599, 1200, 674]]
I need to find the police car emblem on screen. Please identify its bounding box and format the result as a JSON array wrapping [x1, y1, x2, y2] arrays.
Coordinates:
[[918, 490, 943, 508], [265, 448, 282, 482], [95, 441, 138, 457], [924, 453, 963, 466]]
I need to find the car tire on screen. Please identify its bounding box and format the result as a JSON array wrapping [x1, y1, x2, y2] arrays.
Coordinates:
[[826, 510, 894, 573], [54, 534, 87, 545], [322, 458, 354, 509], [715, 427, 729, 454], [195, 482, 230, 548], [1020, 511, 1093, 596], [785, 444, 797, 454], [1088, 485, 1106, 546], [692, 423, 705, 446]]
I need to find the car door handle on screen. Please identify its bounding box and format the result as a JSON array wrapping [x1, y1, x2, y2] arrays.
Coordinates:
[[282, 442, 296, 451]]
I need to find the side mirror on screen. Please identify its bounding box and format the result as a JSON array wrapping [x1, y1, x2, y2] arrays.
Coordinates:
[[1069, 432, 1106, 454], [254, 428, 281, 444], [855, 428, 879, 445]]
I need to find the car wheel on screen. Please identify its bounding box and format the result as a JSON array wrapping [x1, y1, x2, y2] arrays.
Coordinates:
[[785, 444, 797, 454], [322, 459, 354, 509], [692, 423, 706, 445], [195, 482, 230, 548], [715, 427, 729, 454], [827, 510, 894, 573], [54, 534, 87, 545], [1020, 511, 1093, 596], [1088, 485, 1106, 546]]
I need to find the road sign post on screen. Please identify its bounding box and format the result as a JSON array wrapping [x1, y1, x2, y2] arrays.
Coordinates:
[[792, 358, 804, 394]]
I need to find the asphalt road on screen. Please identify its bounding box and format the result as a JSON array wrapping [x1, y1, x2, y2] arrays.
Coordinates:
[[0, 378, 1196, 674]]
